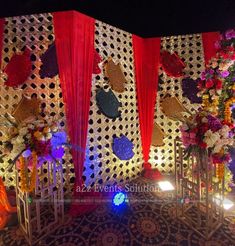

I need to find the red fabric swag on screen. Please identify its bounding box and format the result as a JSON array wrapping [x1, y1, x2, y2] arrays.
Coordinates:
[[0, 19, 5, 69], [202, 32, 220, 65], [53, 11, 100, 215], [132, 35, 162, 179]]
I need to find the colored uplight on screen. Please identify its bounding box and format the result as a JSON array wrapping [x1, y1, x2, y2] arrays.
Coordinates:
[[214, 194, 234, 210], [113, 192, 126, 206], [158, 181, 175, 191]]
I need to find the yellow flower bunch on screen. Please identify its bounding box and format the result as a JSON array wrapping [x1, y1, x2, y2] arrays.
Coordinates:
[[202, 94, 219, 115]]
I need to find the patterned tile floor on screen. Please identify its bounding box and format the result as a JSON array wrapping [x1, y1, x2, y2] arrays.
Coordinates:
[[1, 178, 235, 246]]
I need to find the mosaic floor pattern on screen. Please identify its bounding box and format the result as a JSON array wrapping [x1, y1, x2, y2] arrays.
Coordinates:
[[1, 178, 235, 246]]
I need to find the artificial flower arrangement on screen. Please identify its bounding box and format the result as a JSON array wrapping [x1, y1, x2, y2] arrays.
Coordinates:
[[197, 29, 235, 118], [2, 114, 67, 192], [190, 29, 235, 191], [180, 110, 234, 170], [180, 109, 235, 192]]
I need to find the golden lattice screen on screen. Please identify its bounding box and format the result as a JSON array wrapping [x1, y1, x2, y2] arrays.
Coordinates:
[[0, 13, 73, 191], [84, 20, 143, 188], [0, 12, 205, 191], [149, 34, 205, 173], [0, 13, 143, 191]]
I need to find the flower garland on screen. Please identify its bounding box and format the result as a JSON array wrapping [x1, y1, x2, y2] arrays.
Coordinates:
[[216, 162, 225, 181], [19, 151, 37, 193], [224, 97, 235, 124], [202, 94, 219, 115], [192, 29, 235, 189], [197, 30, 235, 119]]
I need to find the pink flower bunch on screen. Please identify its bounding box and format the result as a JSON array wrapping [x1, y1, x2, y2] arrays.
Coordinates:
[[180, 112, 234, 165]]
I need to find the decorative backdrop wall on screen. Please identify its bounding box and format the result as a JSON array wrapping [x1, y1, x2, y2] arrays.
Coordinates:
[[0, 11, 206, 191]]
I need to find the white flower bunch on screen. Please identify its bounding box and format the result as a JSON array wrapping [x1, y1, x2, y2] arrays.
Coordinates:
[[204, 130, 220, 148]]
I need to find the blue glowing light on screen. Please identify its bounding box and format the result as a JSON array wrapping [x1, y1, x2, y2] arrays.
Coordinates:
[[113, 192, 126, 206]]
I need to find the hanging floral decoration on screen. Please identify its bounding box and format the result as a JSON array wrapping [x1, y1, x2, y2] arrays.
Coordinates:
[[39, 42, 59, 79], [93, 50, 102, 74], [224, 97, 235, 124], [181, 77, 202, 104], [2, 48, 32, 88], [96, 88, 121, 119], [112, 135, 134, 160], [160, 50, 186, 77]]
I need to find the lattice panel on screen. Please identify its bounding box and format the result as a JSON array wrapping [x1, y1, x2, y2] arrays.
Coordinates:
[[149, 34, 205, 173], [83, 20, 143, 187], [0, 13, 74, 191], [0, 11, 206, 190]]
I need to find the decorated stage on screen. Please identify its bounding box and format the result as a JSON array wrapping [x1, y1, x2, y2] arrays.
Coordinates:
[[0, 7, 235, 245]]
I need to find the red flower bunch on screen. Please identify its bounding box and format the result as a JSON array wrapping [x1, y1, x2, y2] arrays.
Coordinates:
[[198, 78, 222, 90], [221, 120, 234, 129], [33, 139, 51, 157], [180, 111, 234, 164], [212, 152, 231, 164], [217, 46, 235, 60]]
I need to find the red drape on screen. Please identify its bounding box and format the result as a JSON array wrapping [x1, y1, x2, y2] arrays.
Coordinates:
[[0, 19, 5, 69], [202, 32, 220, 65], [133, 35, 161, 179], [53, 11, 95, 209]]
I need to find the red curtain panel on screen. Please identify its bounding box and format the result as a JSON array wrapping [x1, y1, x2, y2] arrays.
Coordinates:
[[53, 11, 96, 214], [202, 32, 220, 65], [132, 35, 161, 173], [0, 19, 5, 69]]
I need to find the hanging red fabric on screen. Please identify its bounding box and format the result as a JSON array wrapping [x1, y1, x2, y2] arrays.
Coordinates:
[[202, 32, 220, 65], [0, 18, 5, 69], [53, 11, 100, 216], [132, 35, 162, 180]]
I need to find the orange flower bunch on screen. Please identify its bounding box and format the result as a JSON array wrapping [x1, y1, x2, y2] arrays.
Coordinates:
[[216, 163, 225, 181], [224, 97, 235, 124], [19, 151, 37, 193]]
